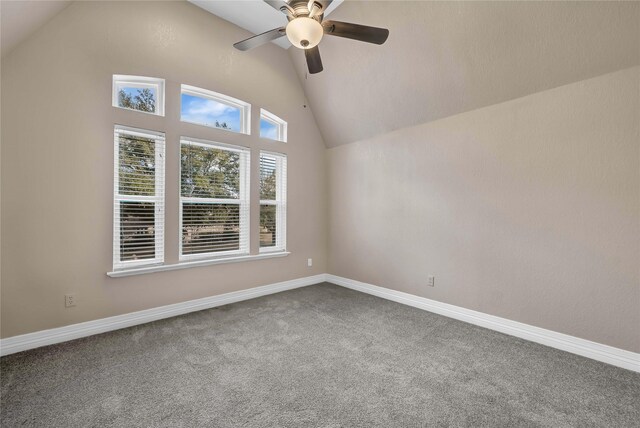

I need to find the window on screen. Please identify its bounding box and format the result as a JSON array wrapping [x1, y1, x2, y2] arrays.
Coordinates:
[[113, 75, 165, 116], [259, 152, 287, 252], [113, 126, 165, 270], [181, 85, 251, 134], [260, 109, 287, 142], [180, 138, 250, 259]]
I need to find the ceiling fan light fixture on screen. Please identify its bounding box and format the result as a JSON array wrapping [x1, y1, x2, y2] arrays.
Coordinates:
[[286, 17, 323, 49]]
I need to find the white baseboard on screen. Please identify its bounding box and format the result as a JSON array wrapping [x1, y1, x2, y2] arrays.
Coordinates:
[[2, 273, 638, 373], [326, 274, 640, 373], [0, 274, 326, 357]]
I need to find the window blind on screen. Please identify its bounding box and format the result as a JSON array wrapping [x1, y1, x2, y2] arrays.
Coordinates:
[[259, 151, 287, 252], [113, 126, 165, 270], [180, 138, 250, 259]]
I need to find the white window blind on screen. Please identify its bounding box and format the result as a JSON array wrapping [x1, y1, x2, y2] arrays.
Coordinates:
[[180, 138, 250, 259], [259, 151, 287, 252], [113, 126, 165, 270]]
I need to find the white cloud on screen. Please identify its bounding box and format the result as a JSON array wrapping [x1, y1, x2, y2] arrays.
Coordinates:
[[186, 99, 234, 117], [262, 126, 277, 140]]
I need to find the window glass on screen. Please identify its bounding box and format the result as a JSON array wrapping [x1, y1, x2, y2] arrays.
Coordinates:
[[181, 144, 240, 199], [180, 139, 250, 259], [260, 153, 277, 200], [181, 93, 241, 132], [260, 118, 279, 140], [118, 134, 156, 196], [117, 87, 157, 113], [180, 85, 250, 134], [260, 109, 287, 142], [113, 75, 164, 116]]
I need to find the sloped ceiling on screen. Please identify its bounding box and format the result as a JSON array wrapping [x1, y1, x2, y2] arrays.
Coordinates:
[[289, 1, 640, 147], [0, 0, 71, 58], [3, 1, 638, 149], [189, 0, 342, 49]]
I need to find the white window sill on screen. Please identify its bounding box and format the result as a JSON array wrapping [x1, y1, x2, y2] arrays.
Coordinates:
[[259, 247, 286, 254], [107, 251, 290, 278]]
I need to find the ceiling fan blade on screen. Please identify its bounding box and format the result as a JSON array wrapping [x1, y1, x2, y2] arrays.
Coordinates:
[[322, 20, 389, 45], [233, 27, 286, 51], [304, 46, 323, 74]]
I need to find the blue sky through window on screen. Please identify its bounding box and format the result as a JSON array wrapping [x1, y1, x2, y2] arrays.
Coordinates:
[[260, 119, 279, 140], [181, 93, 241, 132]]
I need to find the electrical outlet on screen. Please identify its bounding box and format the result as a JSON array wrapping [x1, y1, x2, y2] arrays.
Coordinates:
[[307, 258, 313, 267], [427, 276, 435, 287], [65, 294, 77, 307]]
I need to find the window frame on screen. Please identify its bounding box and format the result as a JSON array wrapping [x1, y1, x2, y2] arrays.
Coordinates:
[[260, 108, 288, 142], [180, 84, 251, 135], [259, 151, 287, 253], [112, 75, 165, 116], [113, 125, 165, 271], [179, 137, 251, 261]]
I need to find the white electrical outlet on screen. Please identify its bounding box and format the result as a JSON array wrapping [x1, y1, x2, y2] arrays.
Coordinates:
[[65, 294, 77, 307], [307, 258, 313, 267], [427, 276, 435, 287]]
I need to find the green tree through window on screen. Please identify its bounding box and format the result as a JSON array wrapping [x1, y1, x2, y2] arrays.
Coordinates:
[[118, 88, 156, 113], [180, 142, 246, 255], [181, 145, 239, 198], [119, 135, 155, 196]]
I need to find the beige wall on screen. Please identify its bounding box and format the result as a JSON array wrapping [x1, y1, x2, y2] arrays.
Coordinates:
[[0, 1, 328, 338], [290, 1, 639, 147], [327, 67, 640, 353], [2, 1, 638, 356]]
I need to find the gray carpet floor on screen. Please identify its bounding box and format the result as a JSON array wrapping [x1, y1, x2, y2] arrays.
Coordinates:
[[1, 282, 639, 427]]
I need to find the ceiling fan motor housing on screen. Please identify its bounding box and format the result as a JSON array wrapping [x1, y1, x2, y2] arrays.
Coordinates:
[[285, 0, 323, 18]]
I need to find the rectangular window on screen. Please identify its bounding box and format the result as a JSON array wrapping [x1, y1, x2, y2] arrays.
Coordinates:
[[113, 126, 165, 270], [112, 75, 165, 116], [260, 109, 287, 142], [180, 138, 250, 259], [260, 152, 287, 252], [181, 85, 251, 134]]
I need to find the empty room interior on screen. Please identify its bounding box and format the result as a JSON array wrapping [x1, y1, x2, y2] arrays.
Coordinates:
[[0, 0, 639, 426]]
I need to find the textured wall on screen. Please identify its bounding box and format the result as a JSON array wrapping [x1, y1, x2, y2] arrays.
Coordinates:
[[1, 1, 328, 338], [327, 67, 640, 352], [2, 1, 638, 355]]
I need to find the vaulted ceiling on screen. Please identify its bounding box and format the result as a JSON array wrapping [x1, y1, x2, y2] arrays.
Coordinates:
[[189, 0, 343, 49], [0, 1, 71, 58], [288, 1, 640, 147], [2, 1, 638, 148]]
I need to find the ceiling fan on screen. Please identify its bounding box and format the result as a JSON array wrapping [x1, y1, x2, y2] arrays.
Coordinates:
[[233, 0, 389, 74]]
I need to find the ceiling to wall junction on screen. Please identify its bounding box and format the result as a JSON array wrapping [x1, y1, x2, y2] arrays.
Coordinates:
[[2, 1, 639, 148], [288, 1, 640, 147], [189, 0, 343, 49], [0, 1, 72, 58]]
